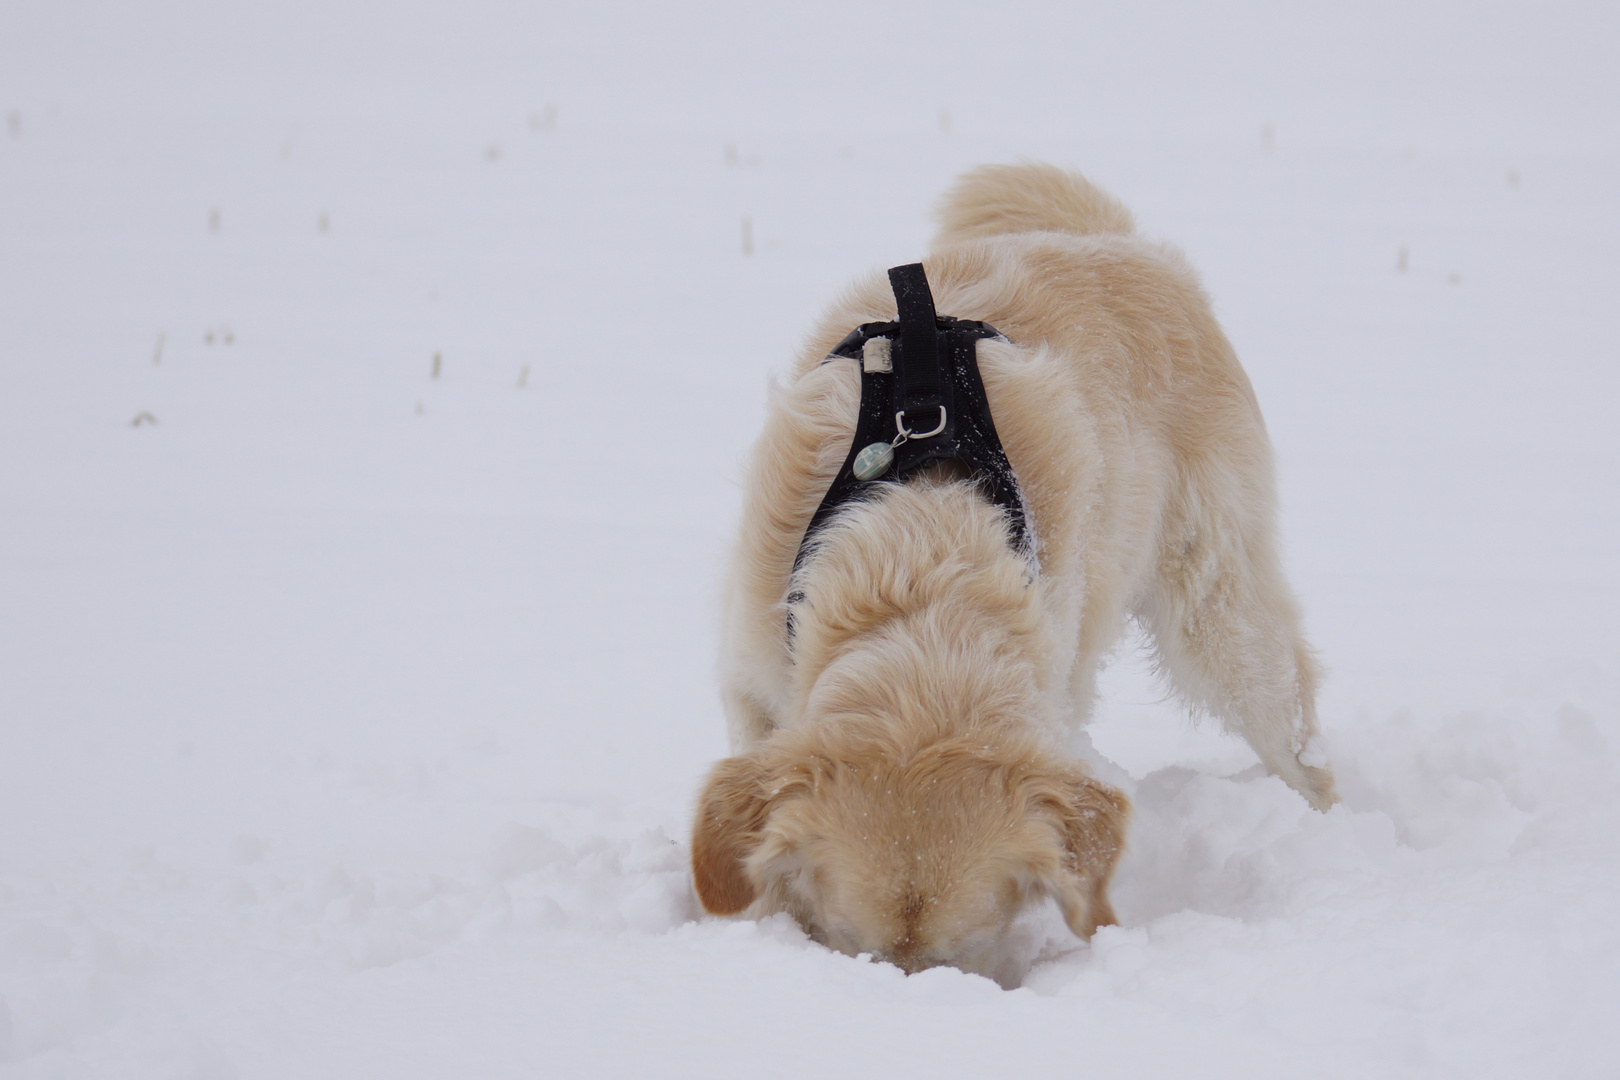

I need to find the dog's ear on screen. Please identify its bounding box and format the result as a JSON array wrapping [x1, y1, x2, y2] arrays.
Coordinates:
[[691, 753, 788, 915], [1029, 768, 1130, 939]]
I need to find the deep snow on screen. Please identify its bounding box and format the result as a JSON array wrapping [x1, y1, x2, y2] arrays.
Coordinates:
[[2, 1, 1618, 1076]]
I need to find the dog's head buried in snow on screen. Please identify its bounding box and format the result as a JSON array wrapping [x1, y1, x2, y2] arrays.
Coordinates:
[[693, 163, 1337, 979], [693, 714, 1129, 978]]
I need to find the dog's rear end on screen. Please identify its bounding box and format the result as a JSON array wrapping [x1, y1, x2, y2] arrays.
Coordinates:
[[933, 161, 1137, 245]]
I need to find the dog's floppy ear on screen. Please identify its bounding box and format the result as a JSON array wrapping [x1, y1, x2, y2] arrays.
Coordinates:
[[691, 752, 791, 915], [1030, 768, 1130, 939]]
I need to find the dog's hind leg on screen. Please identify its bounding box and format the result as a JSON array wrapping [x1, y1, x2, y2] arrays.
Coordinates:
[[1136, 485, 1338, 810]]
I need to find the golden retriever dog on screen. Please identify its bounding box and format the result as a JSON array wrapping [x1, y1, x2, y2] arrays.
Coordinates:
[[692, 163, 1336, 978]]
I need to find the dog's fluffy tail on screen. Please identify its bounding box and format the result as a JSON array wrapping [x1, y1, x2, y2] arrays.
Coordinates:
[[933, 162, 1135, 247]]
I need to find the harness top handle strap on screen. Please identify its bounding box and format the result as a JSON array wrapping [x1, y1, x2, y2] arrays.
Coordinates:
[[887, 263, 942, 413]]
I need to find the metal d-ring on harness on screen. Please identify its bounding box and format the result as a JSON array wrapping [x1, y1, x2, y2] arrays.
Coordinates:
[[785, 263, 1035, 645]]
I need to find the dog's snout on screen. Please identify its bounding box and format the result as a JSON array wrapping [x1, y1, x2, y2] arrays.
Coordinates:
[[882, 921, 942, 975], [882, 947, 939, 975]]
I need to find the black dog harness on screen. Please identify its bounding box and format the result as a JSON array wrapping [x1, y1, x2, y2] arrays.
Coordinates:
[[786, 263, 1034, 640]]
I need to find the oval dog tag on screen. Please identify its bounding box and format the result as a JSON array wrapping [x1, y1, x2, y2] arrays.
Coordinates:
[[853, 441, 895, 481]]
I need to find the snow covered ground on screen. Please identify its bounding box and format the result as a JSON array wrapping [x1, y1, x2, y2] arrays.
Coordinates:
[[2, 2, 1618, 1076]]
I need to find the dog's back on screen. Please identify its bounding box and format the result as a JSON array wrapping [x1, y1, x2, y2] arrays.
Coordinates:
[[932, 162, 1136, 247]]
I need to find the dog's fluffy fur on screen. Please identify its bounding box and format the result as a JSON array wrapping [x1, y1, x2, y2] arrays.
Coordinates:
[[693, 163, 1336, 977]]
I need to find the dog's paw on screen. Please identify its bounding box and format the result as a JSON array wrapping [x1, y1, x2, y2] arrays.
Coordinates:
[[1296, 762, 1339, 811], [1263, 747, 1339, 811]]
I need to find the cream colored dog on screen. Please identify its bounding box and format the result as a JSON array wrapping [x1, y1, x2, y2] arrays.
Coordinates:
[[693, 163, 1336, 977]]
